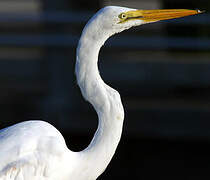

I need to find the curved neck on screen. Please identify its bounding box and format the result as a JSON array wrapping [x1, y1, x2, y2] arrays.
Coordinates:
[[75, 22, 124, 179]]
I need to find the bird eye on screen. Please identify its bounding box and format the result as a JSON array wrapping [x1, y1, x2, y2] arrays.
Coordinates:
[[119, 13, 127, 19]]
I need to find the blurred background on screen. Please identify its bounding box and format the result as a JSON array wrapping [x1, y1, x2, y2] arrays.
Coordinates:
[[0, 0, 210, 179]]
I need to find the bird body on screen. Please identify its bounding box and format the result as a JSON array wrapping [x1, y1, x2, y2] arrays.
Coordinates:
[[0, 6, 201, 180], [0, 120, 99, 180], [0, 121, 73, 180]]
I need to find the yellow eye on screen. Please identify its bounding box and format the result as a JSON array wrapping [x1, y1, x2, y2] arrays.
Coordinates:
[[119, 13, 127, 19]]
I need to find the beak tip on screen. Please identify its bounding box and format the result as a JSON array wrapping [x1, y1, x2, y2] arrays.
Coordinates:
[[197, 9, 205, 14]]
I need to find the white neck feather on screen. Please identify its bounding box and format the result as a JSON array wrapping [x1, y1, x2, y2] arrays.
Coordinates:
[[75, 17, 124, 179]]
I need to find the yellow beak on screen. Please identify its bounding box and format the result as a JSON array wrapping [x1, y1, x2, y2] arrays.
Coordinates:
[[119, 9, 203, 23]]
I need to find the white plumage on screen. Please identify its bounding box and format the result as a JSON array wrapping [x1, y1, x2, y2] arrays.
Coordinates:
[[0, 6, 200, 180]]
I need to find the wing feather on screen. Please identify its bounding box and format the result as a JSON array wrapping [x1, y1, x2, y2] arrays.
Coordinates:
[[0, 121, 68, 180]]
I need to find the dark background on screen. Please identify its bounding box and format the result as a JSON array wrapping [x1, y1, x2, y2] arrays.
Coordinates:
[[0, 0, 210, 179]]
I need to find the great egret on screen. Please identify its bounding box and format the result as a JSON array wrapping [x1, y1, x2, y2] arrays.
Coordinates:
[[0, 6, 201, 180]]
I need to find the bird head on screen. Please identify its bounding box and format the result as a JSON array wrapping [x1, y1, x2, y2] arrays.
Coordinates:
[[90, 6, 203, 36]]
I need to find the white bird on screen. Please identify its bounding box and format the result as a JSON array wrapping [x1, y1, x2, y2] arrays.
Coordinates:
[[0, 6, 201, 180]]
